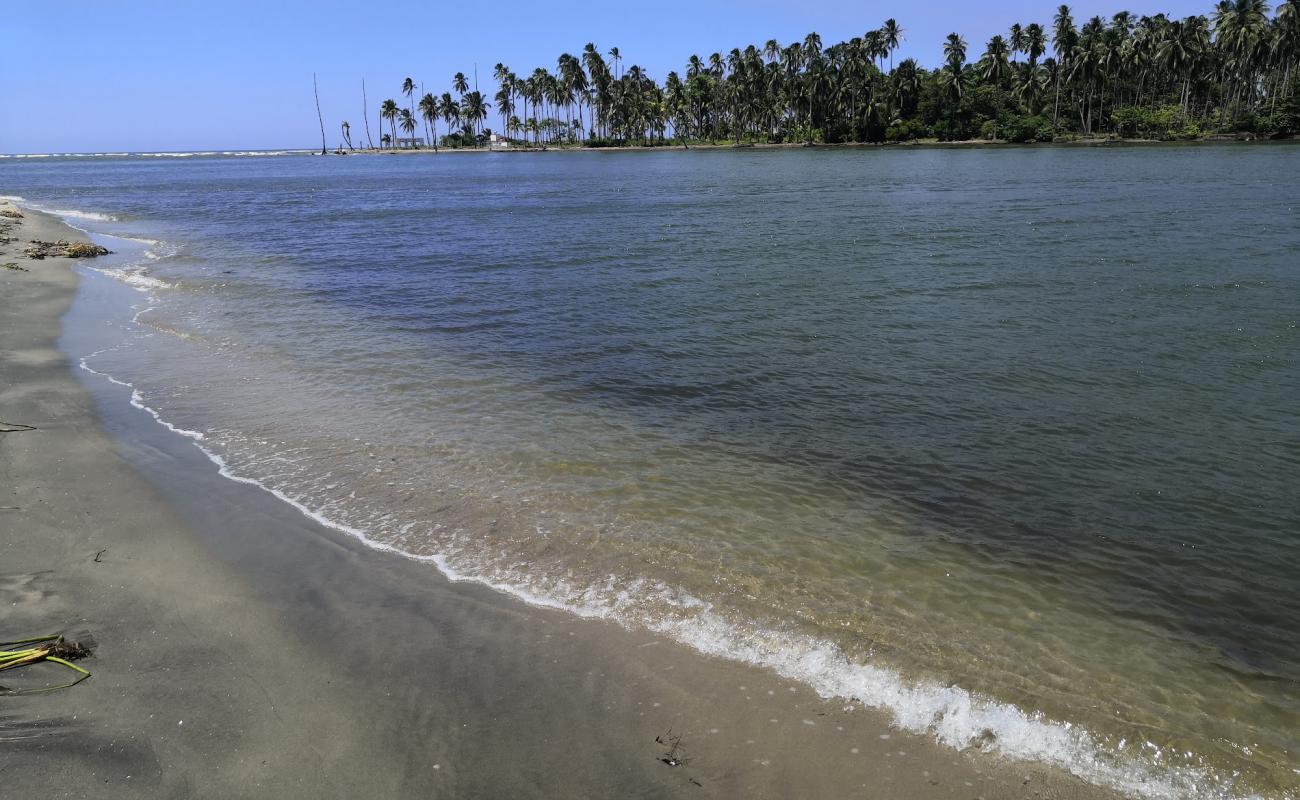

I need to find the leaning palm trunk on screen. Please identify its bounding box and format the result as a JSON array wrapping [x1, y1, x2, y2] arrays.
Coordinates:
[[362, 80, 375, 149], [313, 73, 327, 155]]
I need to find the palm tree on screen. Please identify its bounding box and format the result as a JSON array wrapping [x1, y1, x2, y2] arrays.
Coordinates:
[[865, 29, 886, 74], [1276, 0, 1300, 104], [419, 92, 439, 150], [892, 58, 922, 116], [495, 82, 515, 140], [340, 120, 353, 150], [1014, 65, 1050, 114], [1010, 23, 1027, 64], [940, 33, 969, 134], [983, 35, 1013, 84], [437, 92, 460, 144], [402, 77, 416, 143], [494, 63, 514, 134], [399, 108, 417, 146], [1053, 5, 1078, 126], [1158, 16, 1207, 115], [882, 19, 904, 71], [462, 90, 489, 143], [380, 98, 399, 148], [1026, 23, 1048, 67]]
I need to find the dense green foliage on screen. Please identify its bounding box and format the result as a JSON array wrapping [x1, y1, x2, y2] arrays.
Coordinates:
[[364, 0, 1299, 148]]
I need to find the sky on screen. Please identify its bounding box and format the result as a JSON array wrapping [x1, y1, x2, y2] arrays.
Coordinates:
[[1, 0, 1219, 153]]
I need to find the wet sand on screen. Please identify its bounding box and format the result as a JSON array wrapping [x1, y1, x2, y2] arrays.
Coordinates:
[[0, 206, 1123, 799]]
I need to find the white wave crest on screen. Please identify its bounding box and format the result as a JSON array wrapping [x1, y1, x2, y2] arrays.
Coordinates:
[[86, 265, 173, 293], [100, 399, 1261, 800], [48, 208, 117, 222]]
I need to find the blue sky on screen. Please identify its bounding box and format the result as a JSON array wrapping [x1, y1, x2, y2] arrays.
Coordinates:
[[1, 0, 1216, 153]]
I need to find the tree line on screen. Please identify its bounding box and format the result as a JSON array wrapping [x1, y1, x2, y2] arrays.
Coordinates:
[[336, 0, 1299, 149]]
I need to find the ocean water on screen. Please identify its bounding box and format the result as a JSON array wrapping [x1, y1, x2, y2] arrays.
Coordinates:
[[4, 145, 1298, 798]]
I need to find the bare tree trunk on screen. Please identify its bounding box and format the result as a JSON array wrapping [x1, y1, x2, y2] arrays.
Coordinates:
[[313, 73, 327, 155], [362, 80, 374, 149]]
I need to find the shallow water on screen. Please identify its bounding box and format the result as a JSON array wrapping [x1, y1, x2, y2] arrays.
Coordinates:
[[4, 145, 1298, 798]]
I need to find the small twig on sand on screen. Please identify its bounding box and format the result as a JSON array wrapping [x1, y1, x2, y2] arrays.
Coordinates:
[[0, 422, 37, 433], [656, 729, 691, 767], [93, 549, 107, 563]]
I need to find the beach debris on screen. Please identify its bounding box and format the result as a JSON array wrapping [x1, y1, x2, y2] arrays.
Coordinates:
[[0, 634, 93, 694], [3, 262, 27, 272], [0, 421, 37, 433], [0, 218, 21, 246], [0, 203, 23, 219], [93, 549, 107, 563], [22, 240, 111, 260], [656, 729, 691, 767]]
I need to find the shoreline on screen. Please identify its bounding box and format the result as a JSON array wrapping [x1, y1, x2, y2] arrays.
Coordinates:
[[4, 135, 1292, 161], [3, 205, 1126, 798], [323, 133, 1296, 156]]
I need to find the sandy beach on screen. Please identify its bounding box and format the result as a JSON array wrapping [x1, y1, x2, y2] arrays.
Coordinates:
[[0, 206, 1127, 798]]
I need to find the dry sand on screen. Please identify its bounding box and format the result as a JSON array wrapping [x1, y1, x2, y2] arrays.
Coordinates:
[[0, 207, 1125, 799]]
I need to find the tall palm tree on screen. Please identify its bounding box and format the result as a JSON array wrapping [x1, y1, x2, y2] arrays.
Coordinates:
[[882, 18, 904, 72], [1026, 23, 1049, 67], [1010, 23, 1027, 64], [437, 92, 460, 143], [495, 81, 515, 140], [940, 33, 969, 133], [1053, 5, 1078, 126], [494, 63, 514, 134], [453, 72, 469, 95], [419, 92, 439, 150], [361, 79, 375, 149], [865, 29, 886, 73], [462, 90, 489, 143], [402, 77, 416, 142]]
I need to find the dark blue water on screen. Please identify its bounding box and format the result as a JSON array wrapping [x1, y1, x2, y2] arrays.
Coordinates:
[[4, 145, 1298, 798]]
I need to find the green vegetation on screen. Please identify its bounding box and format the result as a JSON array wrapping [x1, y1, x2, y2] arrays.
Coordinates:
[[358, 0, 1299, 149], [0, 635, 92, 694]]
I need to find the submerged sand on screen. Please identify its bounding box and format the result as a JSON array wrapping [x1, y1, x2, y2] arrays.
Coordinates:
[[0, 207, 1123, 798]]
